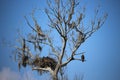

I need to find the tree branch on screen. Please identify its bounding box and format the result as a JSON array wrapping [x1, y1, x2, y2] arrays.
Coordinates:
[[61, 33, 83, 67], [32, 67, 54, 75], [24, 16, 36, 32], [59, 36, 67, 63], [47, 37, 59, 56]]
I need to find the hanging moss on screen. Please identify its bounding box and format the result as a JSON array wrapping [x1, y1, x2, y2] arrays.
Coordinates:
[[22, 55, 29, 67]]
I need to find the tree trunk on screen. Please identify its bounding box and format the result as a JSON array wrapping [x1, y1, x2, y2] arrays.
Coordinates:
[[52, 74, 58, 80]]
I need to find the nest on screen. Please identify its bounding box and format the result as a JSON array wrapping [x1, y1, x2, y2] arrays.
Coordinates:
[[33, 56, 57, 71], [18, 55, 57, 74]]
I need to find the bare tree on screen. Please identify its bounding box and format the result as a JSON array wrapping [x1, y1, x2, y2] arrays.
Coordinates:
[[12, 0, 108, 80]]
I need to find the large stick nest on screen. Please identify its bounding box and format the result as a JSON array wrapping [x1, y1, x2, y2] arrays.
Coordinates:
[[18, 54, 57, 73], [33, 56, 57, 70]]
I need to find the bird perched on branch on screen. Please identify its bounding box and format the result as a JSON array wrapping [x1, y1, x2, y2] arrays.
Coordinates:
[[81, 54, 85, 62]]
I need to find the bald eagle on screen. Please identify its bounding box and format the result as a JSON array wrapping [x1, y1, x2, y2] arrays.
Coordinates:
[[81, 54, 85, 62]]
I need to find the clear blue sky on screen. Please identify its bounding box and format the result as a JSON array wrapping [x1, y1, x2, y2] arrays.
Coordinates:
[[0, 0, 120, 80]]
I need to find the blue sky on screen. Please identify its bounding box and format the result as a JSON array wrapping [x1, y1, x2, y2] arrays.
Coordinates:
[[0, 0, 120, 80]]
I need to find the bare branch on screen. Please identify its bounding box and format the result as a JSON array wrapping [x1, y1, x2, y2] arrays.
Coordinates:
[[59, 36, 67, 64], [24, 16, 36, 32], [61, 34, 84, 67], [45, 8, 63, 37], [32, 67, 54, 74], [31, 11, 46, 37], [67, 0, 75, 24], [85, 13, 108, 39], [47, 36, 59, 56]]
